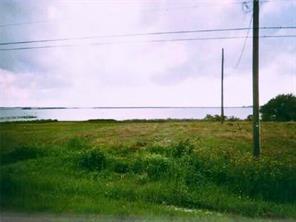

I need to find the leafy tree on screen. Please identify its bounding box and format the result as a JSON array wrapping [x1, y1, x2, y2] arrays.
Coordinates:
[[260, 94, 296, 121]]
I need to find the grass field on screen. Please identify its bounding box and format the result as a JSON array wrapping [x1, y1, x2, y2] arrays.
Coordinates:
[[0, 120, 295, 221]]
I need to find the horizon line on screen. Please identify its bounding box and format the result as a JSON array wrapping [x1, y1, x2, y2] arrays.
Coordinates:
[[0, 106, 253, 109]]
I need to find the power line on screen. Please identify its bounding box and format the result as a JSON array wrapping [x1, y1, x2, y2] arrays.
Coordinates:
[[0, 26, 295, 46], [234, 15, 253, 68], [0, 34, 295, 51]]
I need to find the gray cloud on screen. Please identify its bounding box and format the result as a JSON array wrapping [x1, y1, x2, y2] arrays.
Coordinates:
[[0, 0, 295, 106]]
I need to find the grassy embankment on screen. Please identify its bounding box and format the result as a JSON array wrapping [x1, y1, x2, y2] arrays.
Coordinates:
[[0, 120, 295, 220]]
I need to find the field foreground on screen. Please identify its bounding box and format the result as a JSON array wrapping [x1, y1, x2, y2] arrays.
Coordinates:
[[0, 120, 295, 221], [1, 212, 296, 222]]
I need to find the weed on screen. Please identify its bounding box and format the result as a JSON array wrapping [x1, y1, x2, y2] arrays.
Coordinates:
[[145, 154, 171, 180], [130, 158, 146, 174], [147, 145, 167, 155], [1, 121, 295, 218], [77, 148, 107, 171], [112, 158, 130, 174], [0, 145, 44, 165], [67, 137, 90, 150], [170, 140, 194, 158]]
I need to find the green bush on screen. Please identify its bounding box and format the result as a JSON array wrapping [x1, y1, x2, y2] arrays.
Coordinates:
[[203, 114, 241, 121], [104, 185, 137, 201], [111, 145, 139, 156], [192, 153, 296, 203], [0, 145, 44, 165], [130, 158, 146, 174], [260, 94, 296, 121], [203, 114, 223, 121], [78, 148, 107, 171], [145, 154, 171, 180], [246, 115, 253, 121], [181, 156, 207, 187], [112, 159, 130, 174], [67, 137, 90, 150], [147, 145, 167, 155], [129, 154, 171, 180], [227, 157, 296, 202], [227, 116, 240, 121], [170, 140, 194, 158], [0, 173, 17, 197]]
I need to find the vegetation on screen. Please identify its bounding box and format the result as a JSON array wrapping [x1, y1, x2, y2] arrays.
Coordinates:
[[0, 120, 295, 220], [203, 114, 240, 121], [0, 115, 37, 120], [260, 94, 296, 121]]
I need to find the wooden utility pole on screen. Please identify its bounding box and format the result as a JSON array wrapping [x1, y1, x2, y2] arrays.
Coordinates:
[[221, 48, 224, 124], [252, 0, 261, 157]]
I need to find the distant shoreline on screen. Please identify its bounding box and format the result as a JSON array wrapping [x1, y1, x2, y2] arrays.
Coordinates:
[[0, 106, 253, 110]]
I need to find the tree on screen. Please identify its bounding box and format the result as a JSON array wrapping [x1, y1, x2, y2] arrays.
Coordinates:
[[260, 94, 296, 121]]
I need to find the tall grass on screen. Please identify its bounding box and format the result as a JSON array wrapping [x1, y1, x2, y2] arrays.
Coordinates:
[[0, 121, 295, 218], [0, 145, 44, 165], [74, 139, 296, 204]]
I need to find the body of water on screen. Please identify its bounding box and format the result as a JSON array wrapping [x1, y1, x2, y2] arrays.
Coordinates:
[[0, 107, 252, 122]]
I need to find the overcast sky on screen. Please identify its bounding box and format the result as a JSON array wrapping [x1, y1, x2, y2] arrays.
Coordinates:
[[0, 0, 295, 107]]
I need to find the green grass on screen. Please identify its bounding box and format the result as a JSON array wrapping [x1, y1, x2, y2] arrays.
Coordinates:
[[0, 120, 295, 220]]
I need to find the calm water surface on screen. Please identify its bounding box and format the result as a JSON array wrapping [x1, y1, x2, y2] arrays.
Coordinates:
[[0, 107, 252, 122]]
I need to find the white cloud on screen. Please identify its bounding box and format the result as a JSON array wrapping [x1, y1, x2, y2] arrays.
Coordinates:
[[0, 69, 31, 106], [0, 0, 295, 107]]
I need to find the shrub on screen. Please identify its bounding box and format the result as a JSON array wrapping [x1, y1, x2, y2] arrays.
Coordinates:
[[112, 145, 140, 156], [145, 154, 171, 180], [130, 154, 171, 180], [78, 148, 106, 171], [227, 157, 296, 202], [191, 152, 296, 203], [246, 115, 253, 121], [260, 94, 296, 121], [0, 145, 44, 165], [67, 137, 90, 150], [104, 185, 137, 201], [203, 114, 222, 121], [112, 159, 130, 174], [130, 158, 146, 174], [147, 145, 167, 155], [203, 114, 241, 121], [0, 173, 18, 196], [170, 140, 194, 158], [181, 156, 207, 187], [227, 116, 240, 121]]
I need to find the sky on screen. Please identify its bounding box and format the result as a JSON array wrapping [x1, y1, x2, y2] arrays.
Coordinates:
[[0, 0, 295, 107]]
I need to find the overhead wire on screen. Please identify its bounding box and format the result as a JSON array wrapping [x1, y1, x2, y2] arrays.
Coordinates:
[[234, 15, 254, 68], [0, 26, 295, 46], [0, 0, 294, 51], [0, 34, 295, 51]]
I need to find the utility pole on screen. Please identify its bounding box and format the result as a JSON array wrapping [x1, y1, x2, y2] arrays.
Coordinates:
[[221, 48, 224, 124], [252, 0, 261, 157]]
